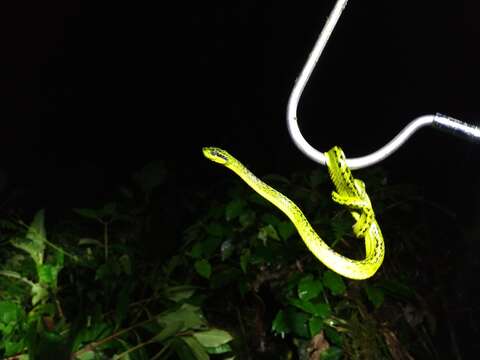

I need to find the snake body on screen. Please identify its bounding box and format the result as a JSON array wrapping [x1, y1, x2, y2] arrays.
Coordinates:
[[203, 146, 384, 280]]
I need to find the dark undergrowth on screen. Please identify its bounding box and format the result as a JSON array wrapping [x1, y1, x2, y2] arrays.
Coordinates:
[[0, 161, 467, 359]]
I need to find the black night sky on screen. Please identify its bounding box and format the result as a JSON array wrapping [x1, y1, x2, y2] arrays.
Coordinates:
[[1, 1, 479, 214], [1, 0, 480, 356]]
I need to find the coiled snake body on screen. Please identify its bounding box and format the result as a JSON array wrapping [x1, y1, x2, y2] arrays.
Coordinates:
[[203, 146, 384, 280]]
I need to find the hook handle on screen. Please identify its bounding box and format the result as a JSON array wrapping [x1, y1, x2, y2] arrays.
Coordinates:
[[433, 113, 480, 141], [287, 0, 480, 170]]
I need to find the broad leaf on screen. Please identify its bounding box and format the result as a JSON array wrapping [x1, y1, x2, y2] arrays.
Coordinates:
[[31, 283, 49, 305], [193, 329, 233, 348], [194, 259, 212, 279], [320, 346, 343, 360], [272, 310, 289, 335], [0, 301, 24, 324], [183, 336, 210, 360], [258, 224, 280, 243], [298, 274, 323, 301], [151, 320, 185, 343], [309, 316, 324, 336], [157, 304, 207, 333], [10, 210, 47, 265], [323, 270, 346, 296]]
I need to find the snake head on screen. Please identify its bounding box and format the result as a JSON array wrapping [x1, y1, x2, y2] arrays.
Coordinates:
[[203, 147, 230, 165]]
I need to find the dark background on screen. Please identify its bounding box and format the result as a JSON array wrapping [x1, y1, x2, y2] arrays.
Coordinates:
[[1, 0, 479, 217], [0, 0, 480, 355]]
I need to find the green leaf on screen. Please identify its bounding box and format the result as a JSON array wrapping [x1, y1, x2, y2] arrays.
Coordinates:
[[320, 346, 343, 360], [272, 310, 289, 335], [273, 308, 311, 338], [157, 304, 207, 333], [258, 224, 280, 243], [76, 351, 96, 360], [365, 285, 384, 309], [182, 336, 210, 360], [5, 349, 28, 359], [31, 283, 49, 305], [193, 329, 233, 347], [151, 320, 185, 343], [324, 327, 343, 346], [95, 263, 110, 281], [72, 321, 113, 350], [11, 210, 47, 265], [37, 264, 62, 288], [323, 270, 346, 296], [309, 316, 324, 336], [225, 199, 246, 221], [172, 337, 197, 360], [0, 270, 34, 287], [190, 242, 203, 259], [298, 274, 323, 301], [205, 343, 232, 354], [27, 209, 46, 244], [194, 259, 212, 279], [164, 285, 196, 303], [277, 221, 296, 241], [312, 303, 331, 318], [286, 309, 310, 338], [289, 298, 331, 318], [11, 236, 43, 266], [202, 236, 223, 258], [0, 301, 24, 324]]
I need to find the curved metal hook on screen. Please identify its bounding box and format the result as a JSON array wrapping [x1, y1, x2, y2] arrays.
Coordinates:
[[287, 0, 480, 170]]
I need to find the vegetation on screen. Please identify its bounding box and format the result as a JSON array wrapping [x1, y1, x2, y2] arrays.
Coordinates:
[[0, 161, 455, 359]]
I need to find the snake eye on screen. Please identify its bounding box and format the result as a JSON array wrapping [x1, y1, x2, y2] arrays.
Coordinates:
[[203, 147, 229, 164], [212, 149, 228, 161]]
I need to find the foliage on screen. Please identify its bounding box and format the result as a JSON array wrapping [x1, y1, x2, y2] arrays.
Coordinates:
[[0, 160, 449, 359], [182, 167, 440, 359], [0, 162, 234, 360]]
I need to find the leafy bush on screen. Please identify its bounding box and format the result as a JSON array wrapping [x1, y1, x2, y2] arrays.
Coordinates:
[[0, 162, 234, 360], [0, 161, 443, 359], [182, 167, 438, 359]]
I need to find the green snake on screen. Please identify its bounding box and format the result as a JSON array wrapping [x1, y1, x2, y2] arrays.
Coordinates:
[[202, 146, 384, 280]]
